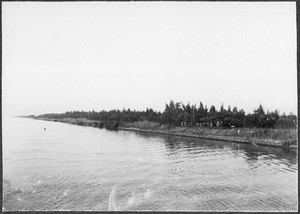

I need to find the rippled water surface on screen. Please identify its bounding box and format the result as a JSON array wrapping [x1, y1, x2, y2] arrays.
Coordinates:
[[3, 117, 298, 211]]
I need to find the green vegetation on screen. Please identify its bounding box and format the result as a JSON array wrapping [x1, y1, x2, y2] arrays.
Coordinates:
[[28, 100, 297, 148], [34, 100, 297, 129], [23, 100, 297, 148]]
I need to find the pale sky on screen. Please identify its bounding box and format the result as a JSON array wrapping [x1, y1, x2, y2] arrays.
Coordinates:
[[2, 2, 297, 116]]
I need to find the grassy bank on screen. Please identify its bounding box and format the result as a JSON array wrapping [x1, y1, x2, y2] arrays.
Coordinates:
[[32, 117, 296, 149], [120, 120, 297, 148]]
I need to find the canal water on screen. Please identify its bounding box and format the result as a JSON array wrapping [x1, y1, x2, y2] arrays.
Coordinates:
[[3, 117, 298, 211]]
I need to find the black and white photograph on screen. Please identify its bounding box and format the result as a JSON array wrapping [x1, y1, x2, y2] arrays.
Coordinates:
[[2, 1, 298, 211]]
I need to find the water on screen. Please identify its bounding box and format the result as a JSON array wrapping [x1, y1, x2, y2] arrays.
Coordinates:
[[3, 117, 298, 211]]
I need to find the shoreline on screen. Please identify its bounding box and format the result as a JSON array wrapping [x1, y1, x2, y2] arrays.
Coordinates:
[[118, 127, 295, 149], [24, 117, 297, 150]]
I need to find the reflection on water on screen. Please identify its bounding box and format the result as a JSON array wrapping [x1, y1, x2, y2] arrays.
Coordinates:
[[3, 117, 298, 211]]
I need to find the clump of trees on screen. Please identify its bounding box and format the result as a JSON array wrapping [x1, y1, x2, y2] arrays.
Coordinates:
[[36, 100, 297, 129], [160, 101, 296, 129]]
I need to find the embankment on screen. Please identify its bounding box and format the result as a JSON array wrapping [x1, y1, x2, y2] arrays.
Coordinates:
[[119, 121, 297, 149], [30, 117, 297, 149]]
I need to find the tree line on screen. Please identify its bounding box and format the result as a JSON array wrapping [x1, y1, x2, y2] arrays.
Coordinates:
[[36, 100, 297, 129]]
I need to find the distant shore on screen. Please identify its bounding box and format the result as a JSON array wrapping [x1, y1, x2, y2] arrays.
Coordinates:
[[22, 116, 297, 150]]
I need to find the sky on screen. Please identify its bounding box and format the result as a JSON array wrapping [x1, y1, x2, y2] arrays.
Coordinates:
[[2, 2, 297, 116]]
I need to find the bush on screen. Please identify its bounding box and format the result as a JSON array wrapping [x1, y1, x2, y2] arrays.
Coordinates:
[[77, 121, 84, 125], [104, 121, 119, 130]]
